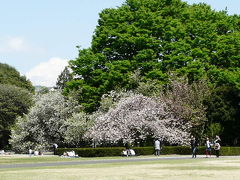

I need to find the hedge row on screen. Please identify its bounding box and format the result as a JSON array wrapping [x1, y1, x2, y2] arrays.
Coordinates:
[[56, 146, 240, 157], [56, 147, 124, 157]]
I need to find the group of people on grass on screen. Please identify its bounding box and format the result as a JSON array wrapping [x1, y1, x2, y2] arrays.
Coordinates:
[[122, 139, 161, 157], [153, 135, 221, 158], [62, 150, 79, 157], [190, 135, 221, 158], [49, 137, 222, 158], [28, 149, 43, 156], [122, 143, 136, 156]]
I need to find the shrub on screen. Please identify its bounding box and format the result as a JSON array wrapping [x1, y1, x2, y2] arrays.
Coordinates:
[[56, 147, 125, 157], [56, 146, 240, 157]]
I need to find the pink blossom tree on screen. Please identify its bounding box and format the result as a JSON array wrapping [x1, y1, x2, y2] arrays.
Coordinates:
[[85, 94, 191, 145], [160, 78, 210, 137], [85, 77, 209, 146]]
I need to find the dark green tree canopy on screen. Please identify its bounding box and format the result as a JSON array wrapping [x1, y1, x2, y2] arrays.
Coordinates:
[[0, 84, 33, 148], [56, 66, 73, 90], [0, 63, 34, 92], [0, 84, 33, 130], [67, 0, 240, 113], [0, 63, 34, 148]]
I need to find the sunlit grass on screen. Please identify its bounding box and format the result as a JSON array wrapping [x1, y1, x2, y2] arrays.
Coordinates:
[[1, 155, 240, 180], [0, 154, 187, 164]]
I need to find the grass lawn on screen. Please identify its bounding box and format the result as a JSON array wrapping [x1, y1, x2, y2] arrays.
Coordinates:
[[1, 155, 240, 180]]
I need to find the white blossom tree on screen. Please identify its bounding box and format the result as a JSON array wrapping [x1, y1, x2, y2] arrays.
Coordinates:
[[85, 94, 191, 146], [10, 91, 80, 152], [64, 112, 95, 147]]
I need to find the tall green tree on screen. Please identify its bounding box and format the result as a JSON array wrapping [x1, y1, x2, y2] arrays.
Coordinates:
[[205, 85, 240, 145], [0, 63, 34, 148], [56, 66, 73, 90], [0, 84, 33, 148], [66, 0, 240, 145], [67, 0, 240, 113], [0, 63, 34, 92]]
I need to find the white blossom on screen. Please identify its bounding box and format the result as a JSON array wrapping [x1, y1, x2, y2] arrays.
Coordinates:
[[85, 94, 191, 145], [10, 91, 80, 152]]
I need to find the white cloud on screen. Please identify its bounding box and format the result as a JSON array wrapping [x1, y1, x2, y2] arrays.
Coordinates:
[[26, 57, 68, 87], [0, 36, 30, 52]]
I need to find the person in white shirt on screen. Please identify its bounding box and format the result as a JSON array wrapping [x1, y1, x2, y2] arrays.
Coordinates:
[[154, 139, 161, 156], [214, 142, 221, 158], [205, 137, 211, 158], [29, 149, 32, 157]]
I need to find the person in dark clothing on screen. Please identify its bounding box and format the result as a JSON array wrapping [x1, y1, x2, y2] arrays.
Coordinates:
[[125, 143, 131, 157], [53, 143, 58, 155], [190, 136, 195, 157], [190, 136, 198, 158]]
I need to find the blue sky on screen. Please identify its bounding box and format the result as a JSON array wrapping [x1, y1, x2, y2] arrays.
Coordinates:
[[0, 0, 239, 86]]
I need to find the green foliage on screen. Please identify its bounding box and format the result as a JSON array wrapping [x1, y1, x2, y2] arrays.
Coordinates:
[[56, 147, 125, 157], [0, 63, 34, 92], [60, 0, 240, 146], [134, 146, 198, 155], [220, 147, 240, 156], [66, 0, 240, 115], [205, 85, 240, 145], [0, 84, 33, 130], [56, 66, 73, 90], [64, 112, 94, 147], [160, 77, 211, 139], [133, 147, 155, 155], [0, 63, 35, 148], [66, 49, 135, 112], [0, 84, 33, 148], [56, 146, 240, 157], [205, 123, 223, 139]]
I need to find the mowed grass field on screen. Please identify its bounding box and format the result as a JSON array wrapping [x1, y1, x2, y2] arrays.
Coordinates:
[[1, 155, 240, 180]]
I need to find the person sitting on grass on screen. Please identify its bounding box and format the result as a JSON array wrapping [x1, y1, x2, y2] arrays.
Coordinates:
[[62, 151, 78, 158], [121, 149, 135, 156]]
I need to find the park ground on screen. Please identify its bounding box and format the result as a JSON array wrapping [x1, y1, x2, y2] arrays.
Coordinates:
[[0, 154, 240, 180]]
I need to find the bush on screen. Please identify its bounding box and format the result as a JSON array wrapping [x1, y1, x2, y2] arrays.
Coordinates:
[[220, 147, 240, 156], [133, 147, 155, 155], [134, 146, 196, 155], [56, 147, 125, 157], [56, 146, 240, 157]]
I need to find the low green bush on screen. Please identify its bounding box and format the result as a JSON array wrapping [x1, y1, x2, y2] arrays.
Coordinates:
[[220, 147, 240, 156], [56, 146, 240, 157], [56, 147, 125, 157]]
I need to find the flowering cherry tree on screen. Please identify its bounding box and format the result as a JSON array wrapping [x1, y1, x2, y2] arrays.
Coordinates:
[[85, 94, 191, 145], [160, 78, 210, 137], [10, 91, 80, 152], [64, 112, 94, 147]]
